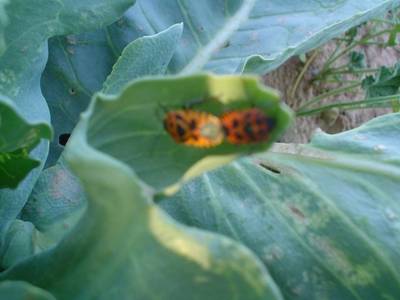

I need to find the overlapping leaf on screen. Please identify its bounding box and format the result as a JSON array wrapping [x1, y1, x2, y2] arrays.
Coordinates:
[[1, 24, 184, 268], [117, 0, 400, 73], [43, 23, 183, 165], [102, 23, 183, 94], [0, 0, 135, 245], [84, 74, 291, 191]]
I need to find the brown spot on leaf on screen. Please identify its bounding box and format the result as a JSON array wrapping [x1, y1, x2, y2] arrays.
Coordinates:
[[288, 205, 306, 220]]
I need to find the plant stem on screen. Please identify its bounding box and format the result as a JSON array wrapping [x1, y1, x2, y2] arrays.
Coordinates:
[[326, 67, 379, 76], [391, 100, 400, 112], [334, 37, 352, 42], [359, 42, 389, 46], [289, 51, 319, 99], [322, 40, 344, 70], [297, 82, 362, 111], [318, 29, 393, 77], [371, 18, 395, 25], [297, 94, 400, 116], [323, 79, 360, 84]]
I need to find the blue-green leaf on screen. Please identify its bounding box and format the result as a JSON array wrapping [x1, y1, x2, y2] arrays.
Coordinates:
[[0, 0, 135, 236], [102, 23, 183, 94]]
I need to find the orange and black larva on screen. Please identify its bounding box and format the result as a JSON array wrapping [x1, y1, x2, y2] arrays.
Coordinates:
[[163, 108, 276, 147], [163, 110, 224, 148], [220, 108, 276, 145]]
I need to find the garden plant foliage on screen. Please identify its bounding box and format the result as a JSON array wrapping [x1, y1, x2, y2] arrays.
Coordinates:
[[0, 0, 400, 299]]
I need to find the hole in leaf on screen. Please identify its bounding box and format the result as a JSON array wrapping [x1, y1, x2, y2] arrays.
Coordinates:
[[223, 40, 230, 48], [68, 87, 76, 95], [59, 133, 71, 146]]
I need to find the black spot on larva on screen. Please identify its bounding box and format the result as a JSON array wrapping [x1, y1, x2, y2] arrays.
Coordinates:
[[245, 112, 253, 120], [176, 124, 186, 137], [189, 119, 197, 130], [232, 119, 240, 128], [257, 127, 269, 137], [266, 118, 276, 128], [235, 133, 243, 140], [244, 124, 255, 139], [255, 116, 265, 126], [244, 123, 253, 133], [223, 125, 230, 135], [59, 133, 71, 146]]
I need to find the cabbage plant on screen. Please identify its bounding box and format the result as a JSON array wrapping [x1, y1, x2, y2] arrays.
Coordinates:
[[1, 1, 399, 299]]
